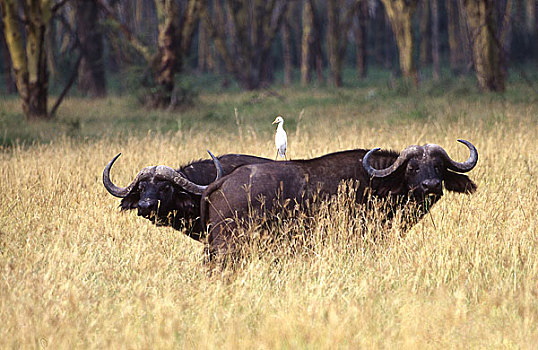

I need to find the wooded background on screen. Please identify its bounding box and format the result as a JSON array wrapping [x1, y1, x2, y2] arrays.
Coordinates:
[[1, 0, 537, 119]]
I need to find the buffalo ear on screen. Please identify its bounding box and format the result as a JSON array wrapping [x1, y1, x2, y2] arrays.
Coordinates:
[[375, 168, 406, 196], [173, 191, 197, 212], [120, 193, 139, 210], [444, 171, 477, 194]]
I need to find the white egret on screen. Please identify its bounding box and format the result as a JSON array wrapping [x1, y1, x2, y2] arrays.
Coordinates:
[[272, 115, 287, 160]]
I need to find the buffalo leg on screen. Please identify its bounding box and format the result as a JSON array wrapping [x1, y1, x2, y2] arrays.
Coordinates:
[[206, 217, 239, 263]]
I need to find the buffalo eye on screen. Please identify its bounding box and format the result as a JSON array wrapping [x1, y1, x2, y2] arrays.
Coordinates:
[[138, 181, 147, 191], [407, 166, 418, 174], [160, 184, 171, 193]]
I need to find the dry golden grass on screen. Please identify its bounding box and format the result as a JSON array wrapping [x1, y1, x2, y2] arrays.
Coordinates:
[[1, 89, 537, 348]]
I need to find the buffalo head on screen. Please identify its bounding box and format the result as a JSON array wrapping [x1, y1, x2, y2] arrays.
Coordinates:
[[363, 139, 478, 203], [103, 151, 223, 227]]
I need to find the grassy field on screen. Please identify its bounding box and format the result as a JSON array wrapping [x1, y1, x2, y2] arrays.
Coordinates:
[[1, 77, 537, 348]]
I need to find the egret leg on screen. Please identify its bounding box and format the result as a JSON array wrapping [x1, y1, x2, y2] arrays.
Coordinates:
[[275, 151, 279, 160]]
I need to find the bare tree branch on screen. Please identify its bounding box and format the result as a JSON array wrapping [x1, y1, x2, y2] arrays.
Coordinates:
[[51, 0, 71, 14], [96, 0, 153, 62], [49, 53, 82, 118]]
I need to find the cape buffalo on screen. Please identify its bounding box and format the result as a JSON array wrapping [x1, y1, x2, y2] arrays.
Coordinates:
[[103, 152, 272, 239], [201, 140, 478, 258]]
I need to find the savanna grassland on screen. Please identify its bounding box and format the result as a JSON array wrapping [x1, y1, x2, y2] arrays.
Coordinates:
[[1, 76, 537, 348]]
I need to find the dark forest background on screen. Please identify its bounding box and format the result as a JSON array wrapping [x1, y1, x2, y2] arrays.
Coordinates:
[[1, 0, 537, 120]]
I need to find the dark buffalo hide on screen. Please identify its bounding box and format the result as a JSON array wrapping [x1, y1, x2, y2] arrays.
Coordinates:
[[201, 140, 478, 258], [103, 153, 273, 240]]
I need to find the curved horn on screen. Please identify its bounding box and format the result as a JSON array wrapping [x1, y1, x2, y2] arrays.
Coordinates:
[[103, 153, 131, 198], [146, 151, 224, 196], [155, 150, 223, 195], [103, 153, 156, 197], [363, 145, 422, 178], [207, 149, 223, 181], [155, 166, 208, 195], [427, 139, 478, 173], [362, 148, 381, 177]]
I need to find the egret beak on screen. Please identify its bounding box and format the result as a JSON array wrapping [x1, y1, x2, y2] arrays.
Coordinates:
[[272, 119, 278, 124]]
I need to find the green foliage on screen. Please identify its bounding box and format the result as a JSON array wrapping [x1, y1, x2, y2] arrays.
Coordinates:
[[0, 71, 537, 149], [119, 65, 199, 108]]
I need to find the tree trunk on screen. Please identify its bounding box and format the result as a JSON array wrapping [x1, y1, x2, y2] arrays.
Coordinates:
[[198, 21, 209, 72], [314, 42, 324, 84], [431, 0, 440, 80], [312, 0, 324, 84], [525, 0, 536, 34], [447, 0, 465, 74], [384, 11, 393, 69], [150, 0, 179, 107], [0, 16, 17, 93], [135, 0, 158, 48], [140, 0, 199, 107], [462, 0, 505, 92], [202, 0, 289, 90], [372, 4, 387, 67], [75, 0, 107, 98], [327, 0, 342, 86], [502, 0, 512, 50], [354, 0, 368, 79], [380, 0, 418, 84], [419, 0, 431, 66], [500, 0, 512, 80], [300, 0, 313, 86], [327, 0, 359, 87], [282, 16, 293, 86], [1, 0, 51, 119], [45, 20, 57, 81]]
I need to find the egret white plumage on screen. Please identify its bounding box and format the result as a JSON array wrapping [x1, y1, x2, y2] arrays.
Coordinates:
[[272, 115, 287, 160]]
